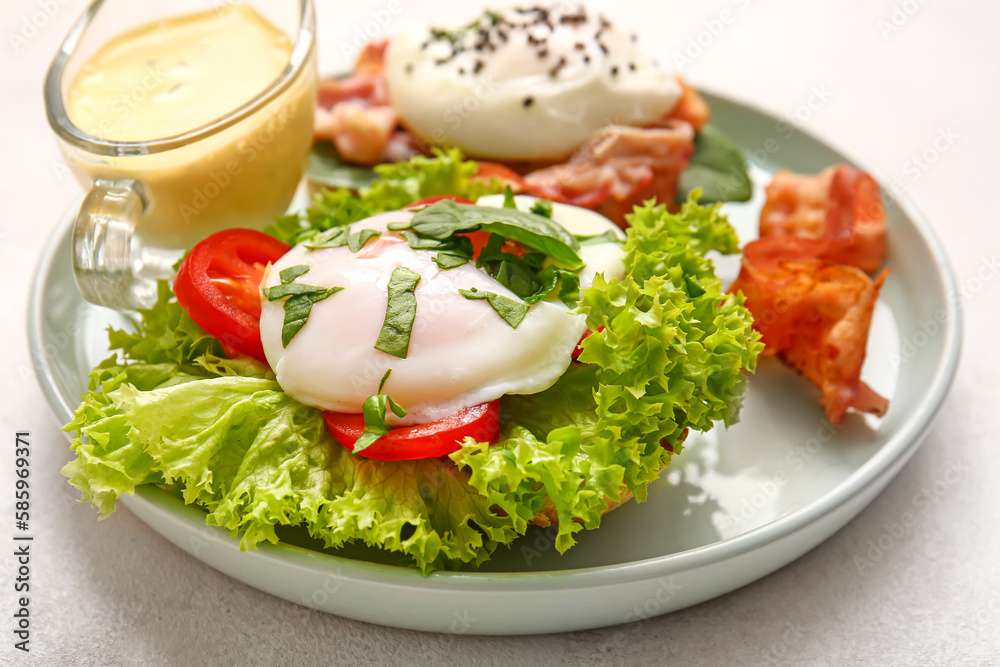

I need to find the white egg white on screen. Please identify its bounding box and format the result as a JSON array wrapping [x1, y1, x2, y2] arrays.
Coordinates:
[[383, 5, 681, 161], [259, 204, 625, 424]]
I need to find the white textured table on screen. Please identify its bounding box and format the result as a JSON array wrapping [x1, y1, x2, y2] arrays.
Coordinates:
[[2, 0, 996, 664]]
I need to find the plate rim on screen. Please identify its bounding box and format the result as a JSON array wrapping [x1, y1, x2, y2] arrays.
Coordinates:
[[28, 87, 963, 593]]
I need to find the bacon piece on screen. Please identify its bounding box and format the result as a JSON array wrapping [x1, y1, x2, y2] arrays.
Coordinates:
[[316, 72, 389, 112], [663, 77, 710, 131], [760, 165, 887, 273], [355, 39, 387, 73], [523, 122, 695, 226], [313, 40, 423, 165], [730, 237, 890, 424], [325, 102, 399, 165]]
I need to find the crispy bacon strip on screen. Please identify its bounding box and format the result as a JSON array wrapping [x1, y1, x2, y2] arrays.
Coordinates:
[[760, 165, 887, 273], [323, 102, 399, 166], [663, 77, 710, 131], [523, 121, 695, 226], [730, 237, 890, 424], [314, 40, 423, 165]]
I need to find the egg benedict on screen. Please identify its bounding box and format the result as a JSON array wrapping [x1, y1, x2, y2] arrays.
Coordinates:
[[259, 196, 625, 423], [64, 151, 760, 574], [383, 6, 682, 161]]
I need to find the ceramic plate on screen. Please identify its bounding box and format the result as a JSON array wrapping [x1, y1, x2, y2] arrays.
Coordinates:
[[29, 90, 961, 635]]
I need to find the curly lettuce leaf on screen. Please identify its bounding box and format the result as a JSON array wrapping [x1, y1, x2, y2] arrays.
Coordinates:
[[267, 148, 503, 247], [63, 163, 761, 572], [452, 195, 762, 554]]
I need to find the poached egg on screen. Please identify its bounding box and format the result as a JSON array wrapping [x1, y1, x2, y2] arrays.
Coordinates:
[[383, 5, 681, 161], [259, 198, 625, 424]]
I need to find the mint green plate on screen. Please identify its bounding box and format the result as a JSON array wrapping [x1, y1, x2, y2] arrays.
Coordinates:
[[29, 90, 961, 635]]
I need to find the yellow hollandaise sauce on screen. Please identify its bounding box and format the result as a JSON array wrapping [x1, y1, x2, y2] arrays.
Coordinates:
[[67, 4, 292, 141], [59, 4, 316, 250]]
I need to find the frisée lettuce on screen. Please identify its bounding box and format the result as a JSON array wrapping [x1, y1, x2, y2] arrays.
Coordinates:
[[62, 153, 762, 574]]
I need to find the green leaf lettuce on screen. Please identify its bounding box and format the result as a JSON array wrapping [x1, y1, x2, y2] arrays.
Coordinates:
[[62, 154, 761, 573]]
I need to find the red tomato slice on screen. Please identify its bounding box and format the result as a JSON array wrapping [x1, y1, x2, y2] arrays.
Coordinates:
[[173, 228, 290, 364], [572, 325, 605, 360], [324, 400, 500, 461]]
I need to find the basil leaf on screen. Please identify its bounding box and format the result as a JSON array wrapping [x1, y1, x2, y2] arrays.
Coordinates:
[[459, 287, 529, 328], [280, 287, 343, 347], [408, 200, 583, 269], [374, 267, 421, 358], [354, 385, 408, 455], [305, 227, 349, 250], [347, 228, 381, 252], [576, 230, 623, 245], [263, 282, 333, 301], [398, 230, 473, 269], [399, 230, 445, 250], [279, 265, 310, 284], [475, 234, 548, 301], [534, 265, 581, 307], [503, 186, 517, 209], [678, 124, 752, 203], [434, 252, 470, 269], [378, 369, 392, 393], [530, 199, 553, 218], [306, 140, 377, 190]]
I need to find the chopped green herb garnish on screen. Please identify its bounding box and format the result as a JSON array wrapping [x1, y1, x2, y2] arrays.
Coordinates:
[[529, 199, 553, 218], [347, 228, 381, 252], [279, 265, 310, 284], [354, 378, 407, 454], [265, 266, 343, 347], [378, 368, 392, 393], [502, 186, 517, 209], [262, 282, 335, 301], [401, 200, 583, 269], [279, 287, 342, 347], [576, 230, 623, 245], [433, 252, 470, 269], [399, 230, 445, 250], [305, 227, 349, 250], [471, 234, 578, 305], [459, 287, 529, 328], [374, 267, 421, 358]]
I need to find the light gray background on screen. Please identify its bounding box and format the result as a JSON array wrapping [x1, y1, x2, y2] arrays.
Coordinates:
[[1, 0, 997, 664]]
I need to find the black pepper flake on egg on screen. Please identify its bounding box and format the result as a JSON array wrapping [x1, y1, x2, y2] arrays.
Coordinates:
[[595, 16, 610, 38], [574, 42, 585, 50], [538, 48, 549, 58], [473, 60, 483, 74], [523, 96, 534, 108], [583, 55, 591, 64], [598, 42, 608, 55], [549, 56, 567, 78], [628, 62, 636, 71], [610, 65, 619, 76]]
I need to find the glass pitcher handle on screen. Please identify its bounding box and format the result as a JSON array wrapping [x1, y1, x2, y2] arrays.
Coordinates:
[[71, 178, 158, 310]]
